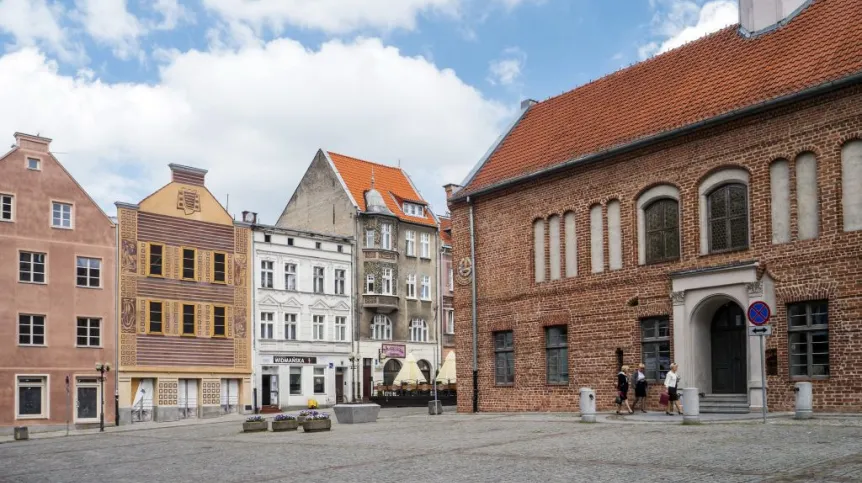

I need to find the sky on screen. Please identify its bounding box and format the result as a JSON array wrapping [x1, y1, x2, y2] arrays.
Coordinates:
[[0, 0, 739, 224]]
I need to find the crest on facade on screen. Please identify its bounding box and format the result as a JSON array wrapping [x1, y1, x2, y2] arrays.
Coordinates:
[[177, 188, 202, 215], [456, 257, 472, 286]]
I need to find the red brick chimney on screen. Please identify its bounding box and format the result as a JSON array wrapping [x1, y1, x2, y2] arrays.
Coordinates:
[[443, 183, 462, 200]]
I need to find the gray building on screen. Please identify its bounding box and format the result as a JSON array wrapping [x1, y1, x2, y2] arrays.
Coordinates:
[[277, 150, 440, 399]]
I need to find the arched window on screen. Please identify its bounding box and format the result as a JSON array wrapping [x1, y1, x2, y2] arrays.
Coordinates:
[[644, 198, 680, 263], [417, 359, 431, 383], [383, 359, 402, 385], [607, 200, 622, 270], [589, 204, 604, 273], [707, 183, 749, 252], [564, 211, 577, 277], [372, 314, 392, 340], [841, 140, 862, 232], [548, 215, 561, 280], [533, 219, 545, 282], [770, 160, 791, 244], [409, 319, 428, 342], [795, 153, 819, 240]]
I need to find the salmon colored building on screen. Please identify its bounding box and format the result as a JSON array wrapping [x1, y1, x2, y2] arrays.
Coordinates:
[[0, 133, 117, 433], [116, 164, 252, 423]]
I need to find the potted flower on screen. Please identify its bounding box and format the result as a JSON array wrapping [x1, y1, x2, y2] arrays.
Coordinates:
[[297, 410, 312, 423], [242, 415, 267, 433], [271, 414, 298, 432], [301, 411, 332, 433]]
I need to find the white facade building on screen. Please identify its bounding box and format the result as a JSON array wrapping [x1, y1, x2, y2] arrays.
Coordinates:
[[249, 219, 356, 409]]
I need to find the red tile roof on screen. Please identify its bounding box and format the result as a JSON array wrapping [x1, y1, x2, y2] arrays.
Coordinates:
[[462, 0, 862, 195], [439, 216, 452, 246], [328, 152, 437, 227]]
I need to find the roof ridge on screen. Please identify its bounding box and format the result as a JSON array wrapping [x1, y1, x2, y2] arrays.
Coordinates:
[[327, 151, 402, 171]]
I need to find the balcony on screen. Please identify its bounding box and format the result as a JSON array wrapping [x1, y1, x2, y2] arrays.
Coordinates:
[[363, 294, 399, 313], [443, 333, 455, 347]]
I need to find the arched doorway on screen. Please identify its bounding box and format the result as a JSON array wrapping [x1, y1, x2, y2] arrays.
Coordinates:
[[417, 360, 431, 383], [710, 301, 747, 394], [383, 359, 402, 385]]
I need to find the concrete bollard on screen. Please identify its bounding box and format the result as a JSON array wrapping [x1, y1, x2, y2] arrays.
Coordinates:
[[579, 388, 596, 423], [13, 426, 29, 441], [428, 400, 443, 416], [795, 382, 813, 420], [682, 388, 700, 425]]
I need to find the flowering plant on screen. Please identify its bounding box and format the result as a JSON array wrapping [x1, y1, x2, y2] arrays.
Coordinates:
[[306, 411, 330, 420], [274, 414, 296, 421], [245, 415, 264, 422], [298, 410, 312, 416]]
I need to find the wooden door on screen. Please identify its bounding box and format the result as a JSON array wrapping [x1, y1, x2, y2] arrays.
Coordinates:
[[711, 302, 747, 394]]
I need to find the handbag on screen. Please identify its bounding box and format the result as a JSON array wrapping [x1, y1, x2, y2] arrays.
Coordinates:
[[659, 390, 669, 406], [614, 395, 622, 405]]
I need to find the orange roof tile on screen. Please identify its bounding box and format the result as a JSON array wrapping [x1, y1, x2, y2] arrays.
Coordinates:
[[328, 152, 437, 227], [439, 216, 452, 246], [462, 0, 862, 195]]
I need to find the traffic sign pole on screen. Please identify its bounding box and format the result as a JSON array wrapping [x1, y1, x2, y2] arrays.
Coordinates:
[[760, 335, 766, 424]]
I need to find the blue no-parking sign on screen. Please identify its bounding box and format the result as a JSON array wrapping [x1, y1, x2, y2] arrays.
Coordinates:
[[747, 301, 771, 326]]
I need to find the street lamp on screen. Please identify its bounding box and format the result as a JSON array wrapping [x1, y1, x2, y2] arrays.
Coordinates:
[[348, 352, 358, 403], [95, 362, 111, 432]]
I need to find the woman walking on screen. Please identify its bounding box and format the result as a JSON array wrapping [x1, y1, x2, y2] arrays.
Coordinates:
[[633, 363, 648, 413], [664, 363, 683, 415], [616, 365, 633, 415]]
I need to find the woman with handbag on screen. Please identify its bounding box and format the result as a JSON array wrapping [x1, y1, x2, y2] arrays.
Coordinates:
[[664, 363, 683, 415], [616, 365, 633, 415], [633, 363, 648, 413]]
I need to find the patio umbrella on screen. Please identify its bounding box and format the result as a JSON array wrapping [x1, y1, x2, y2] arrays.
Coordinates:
[[435, 351, 456, 383], [391, 353, 428, 385]]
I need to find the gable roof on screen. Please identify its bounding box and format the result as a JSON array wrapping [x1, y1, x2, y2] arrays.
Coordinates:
[[439, 216, 452, 247], [327, 151, 436, 227], [459, 0, 862, 197]]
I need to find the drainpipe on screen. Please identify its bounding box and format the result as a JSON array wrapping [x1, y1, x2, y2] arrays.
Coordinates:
[[353, 212, 361, 401], [114, 221, 120, 425], [468, 197, 479, 413]]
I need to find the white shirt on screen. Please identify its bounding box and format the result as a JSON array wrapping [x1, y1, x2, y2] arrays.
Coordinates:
[[636, 370, 645, 382], [664, 371, 679, 388]]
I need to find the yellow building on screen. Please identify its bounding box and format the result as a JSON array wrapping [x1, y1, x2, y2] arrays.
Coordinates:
[[116, 164, 252, 423]]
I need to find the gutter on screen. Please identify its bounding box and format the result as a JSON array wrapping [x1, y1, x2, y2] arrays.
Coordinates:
[[452, 71, 862, 203], [468, 198, 479, 413]]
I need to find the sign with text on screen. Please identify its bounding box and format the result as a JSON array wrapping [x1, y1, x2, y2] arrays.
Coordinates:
[[380, 344, 406, 358], [272, 356, 317, 364]]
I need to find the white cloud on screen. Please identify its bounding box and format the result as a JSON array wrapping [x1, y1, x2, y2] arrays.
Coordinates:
[[488, 47, 526, 86], [202, 0, 460, 36], [639, 0, 738, 59], [0, 40, 511, 221], [73, 0, 145, 60], [0, 0, 83, 62], [152, 0, 194, 30]]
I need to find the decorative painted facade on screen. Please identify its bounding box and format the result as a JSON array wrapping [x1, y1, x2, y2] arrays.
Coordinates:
[[248, 219, 356, 409], [0, 133, 117, 434], [116, 164, 252, 423]]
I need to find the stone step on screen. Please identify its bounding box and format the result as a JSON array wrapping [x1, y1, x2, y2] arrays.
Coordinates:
[[702, 394, 748, 402], [700, 406, 751, 414]]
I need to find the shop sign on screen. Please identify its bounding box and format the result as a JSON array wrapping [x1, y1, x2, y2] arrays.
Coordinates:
[[380, 344, 406, 358], [272, 356, 317, 364]]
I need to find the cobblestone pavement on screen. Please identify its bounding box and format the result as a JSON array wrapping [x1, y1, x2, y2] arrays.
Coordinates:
[[2, 411, 861, 483]]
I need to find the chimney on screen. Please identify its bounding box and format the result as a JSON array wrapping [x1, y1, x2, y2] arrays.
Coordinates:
[[443, 183, 462, 199], [739, 0, 808, 33], [14, 132, 51, 153], [520, 99, 538, 110], [169, 163, 207, 186]]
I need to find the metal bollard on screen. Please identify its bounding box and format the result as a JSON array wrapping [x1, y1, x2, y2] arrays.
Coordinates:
[[579, 388, 596, 423], [682, 388, 700, 424], [794, 382, 813, 420]]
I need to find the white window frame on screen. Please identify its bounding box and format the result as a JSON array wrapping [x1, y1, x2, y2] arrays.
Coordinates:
[[382, 268, 393, 295], [285, 263, 297, 291], [284, 313, 297, 340], [405, 230, 416, 256], [51, 201, 73, 229], [366, 274, 375, 293], [260, 312, 274, 339], [420, 275, 431, 300], [76, 257, 102, 288], [0, 193, 14, 222], [698, 168, 750, 255], [16, 375, 49, 420], [27, 157, 41, 171], [335, 269, 346, 295], [313, 367, 326, 394], [313, 315, 325, 341], [335, 316, 347, 342], [372, 314, 392, 340], [448, 267, 454, 291], [74, 377, 101, 423], [420, 233, 431, 258], [381, 223, 392, 250], [405, 274, 416, 299], [366, 229, 375, 248], [19, 251, 47, 284], [409, 318, 428, 342], [76, 317, 101, 347], [313, 266, 325, 294], [19, 314, 46, 346], [636, 184, 682, 265], [403, 202, 424, 217], [261, 260, 274, 289], [445, 309, 455, 334]]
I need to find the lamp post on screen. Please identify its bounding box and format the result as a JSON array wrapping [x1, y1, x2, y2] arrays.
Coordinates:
[[95, 362, 111, 432], [348, 352, 358, 403]]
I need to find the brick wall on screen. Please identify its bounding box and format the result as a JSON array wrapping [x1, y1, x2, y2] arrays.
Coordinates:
[[451, 85, 862, 413]]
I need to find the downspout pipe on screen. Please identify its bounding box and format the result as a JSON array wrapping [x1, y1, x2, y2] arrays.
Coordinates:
[[468, 197, 479, 413]]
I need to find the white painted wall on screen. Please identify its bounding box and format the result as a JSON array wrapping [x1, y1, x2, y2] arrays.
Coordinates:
[[590, 205, 604, 273], [739, 0, 808, 32], [534, 219, 545, 282], [842, 141, 862, 232], [564, 212, 577, 277], [607, 200, 622, 270], [769, 160, 790, 244], [548, 215, 561, 280], [795, 153, 819, 240]]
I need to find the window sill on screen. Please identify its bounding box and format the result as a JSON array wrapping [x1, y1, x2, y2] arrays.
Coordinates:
[[16, 415, 48, 420], [19, 280, 47, 285], [494, 383, 514, 388], [18, 344, 47, 348], [76, 285, 103, 290], [546, 382, 569, 387], [147, 274, 165, 279], [790, 375, 830, 381], [51, 225, 74, 230], [420, 298, 432, 303], [0, 219, 14, 223], [702, 246, 749, 256], [212, 335, 227, 339], [212, 281, 228, 285], [75, 345, 103, 349]]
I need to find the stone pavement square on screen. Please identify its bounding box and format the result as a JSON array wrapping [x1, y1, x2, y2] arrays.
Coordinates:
[[1, 409, 862, 483]]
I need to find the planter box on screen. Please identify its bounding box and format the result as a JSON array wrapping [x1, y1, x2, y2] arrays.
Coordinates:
[[271, 420, 299, 432], [333, 403, 380, 424], [13, 427, 29, 441], [302, 419, 332, 432], [297, 415, 307, 424], [242, 421, 268, 432]]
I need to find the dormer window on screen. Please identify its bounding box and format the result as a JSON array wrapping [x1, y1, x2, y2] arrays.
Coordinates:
[[403, 202, 424, 217], [27, 158, 41, 171]]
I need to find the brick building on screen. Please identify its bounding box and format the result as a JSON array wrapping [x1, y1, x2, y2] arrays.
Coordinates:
[[449, 0, 862, 413], [115, 164, 252, 423]]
